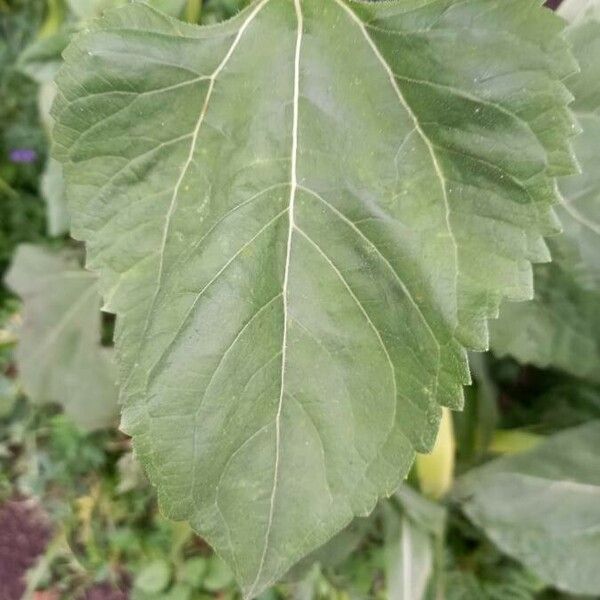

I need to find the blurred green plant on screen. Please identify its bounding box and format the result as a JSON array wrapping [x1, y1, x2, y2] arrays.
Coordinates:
[[0, 0, 48, 299]]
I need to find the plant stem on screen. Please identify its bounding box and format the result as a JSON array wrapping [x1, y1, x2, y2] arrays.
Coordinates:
[[39, 0, 64, 38], [416, 407, 456, 499], [488, 429, 542, 454], [184, 0, 202, 23]]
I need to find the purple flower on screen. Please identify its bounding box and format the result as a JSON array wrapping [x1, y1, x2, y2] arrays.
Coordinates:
[[9, 148, 37, 164]]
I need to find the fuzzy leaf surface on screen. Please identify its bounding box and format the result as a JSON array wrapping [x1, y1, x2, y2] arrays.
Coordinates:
[[5, 245, 118, 430], [42, 158, 70, 237], [52, 0, 575, 594], [490, 0, 600, 379], [456, 422, 600, 595], [67, 0, 189, 20]]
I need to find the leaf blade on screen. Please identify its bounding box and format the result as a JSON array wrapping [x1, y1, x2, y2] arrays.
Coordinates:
[[51, 0, 576, 594], [456, 422, 600, 595], [5, 245, 118, 431]]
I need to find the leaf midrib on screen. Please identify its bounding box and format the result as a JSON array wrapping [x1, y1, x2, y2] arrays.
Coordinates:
[[249, 0, 304, 593]]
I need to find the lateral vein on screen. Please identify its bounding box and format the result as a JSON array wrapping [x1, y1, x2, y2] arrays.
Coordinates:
[[125, 0, 271, 388], [333, 0, 459, 325]]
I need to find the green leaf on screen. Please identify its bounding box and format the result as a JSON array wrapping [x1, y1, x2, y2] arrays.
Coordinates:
[[490, 0, 600, 380], [5, 245, 118, 430], [385, 514, 433, 600], [454, 353, 499, 461], [285, 512, 375, 581], [182, 556, 208, 587], [39, 81, 58, 134], [116, 449, 148, 493], [37, 80, 71, 238], [557, 0, 600, 289], [42, 157, 70, 237], [456, 422, 600, 595], [444, 569, 542, 600], [51, 0, 576, 594], [394, 485, 446, 539], [17, 28, 74, 84], [443, 571, 483, 600], [134, 558, 173, 593], [559, 0, 600, 24], [67, 0, 189, 20], [203, 555, 234, 592], [163, 584, 193, 600], [384, 487, 444, 600], [534, 380, 600, 431]]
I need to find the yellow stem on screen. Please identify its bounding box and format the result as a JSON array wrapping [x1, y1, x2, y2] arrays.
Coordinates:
[[488, 429, 542, 454], [184, 0, 202, 23], [416, 407, 455, 499]]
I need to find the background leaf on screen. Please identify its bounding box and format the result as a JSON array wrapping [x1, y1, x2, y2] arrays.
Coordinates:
[[5, 244, 118, 430], [456, 421, 600, 596], [453, 353, 499, 463], [17, 28, 73, 85], [41, 157, 69, 237], [384, 487, 445, 600], [385, 514, 433, 600]]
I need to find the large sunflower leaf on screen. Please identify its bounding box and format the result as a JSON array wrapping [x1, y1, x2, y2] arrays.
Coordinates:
[[5, 245, 118, 430], [51, 0, 576, 595], [490, 0, 600, 379], [67, 0, 189, 20]]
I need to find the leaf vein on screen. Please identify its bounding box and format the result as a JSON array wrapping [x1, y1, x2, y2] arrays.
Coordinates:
[[334, 0, 459, 328]]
